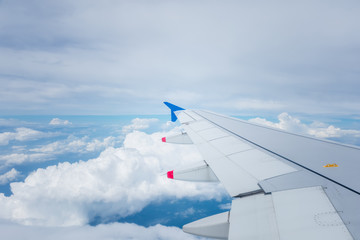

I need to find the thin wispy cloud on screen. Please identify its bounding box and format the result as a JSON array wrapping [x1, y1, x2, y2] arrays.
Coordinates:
[[0, 128, 54, 146], [30, 135, 119, 155]]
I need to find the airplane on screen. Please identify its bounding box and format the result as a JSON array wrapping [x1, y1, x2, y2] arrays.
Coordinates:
[[162, 102, 359, 240]]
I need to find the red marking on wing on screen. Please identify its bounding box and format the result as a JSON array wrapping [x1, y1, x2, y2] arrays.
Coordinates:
[[167, 170, 174, 179]]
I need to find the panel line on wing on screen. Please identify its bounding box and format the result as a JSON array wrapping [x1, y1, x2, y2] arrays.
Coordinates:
[[226, 148, 254, 157], [176, 111, 196, 123], [185, 110, 204, 121]]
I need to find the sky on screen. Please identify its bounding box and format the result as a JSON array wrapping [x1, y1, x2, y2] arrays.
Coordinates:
[[1, 0, 360, 239], [0, 0, 360, 116]]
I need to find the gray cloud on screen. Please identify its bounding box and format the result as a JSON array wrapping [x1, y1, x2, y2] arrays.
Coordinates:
[[0, 0, 360, 115]]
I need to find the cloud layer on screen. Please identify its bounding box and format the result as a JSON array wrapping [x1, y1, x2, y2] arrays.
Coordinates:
[[30, 135, 119, 155], [0, 221, 203, 240], [0, 1, 360, 115], [0, 130, 224, 226], [0, 135, 121, 168]]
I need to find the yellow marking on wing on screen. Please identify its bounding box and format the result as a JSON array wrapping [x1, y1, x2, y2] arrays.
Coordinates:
[[323, 163, 338, 168]]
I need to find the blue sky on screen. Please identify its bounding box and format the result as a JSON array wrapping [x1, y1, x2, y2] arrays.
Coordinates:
[[1, 0, 360, 239]]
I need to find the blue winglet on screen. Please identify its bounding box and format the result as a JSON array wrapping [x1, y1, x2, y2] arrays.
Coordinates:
[[163, 102, 185, 122]]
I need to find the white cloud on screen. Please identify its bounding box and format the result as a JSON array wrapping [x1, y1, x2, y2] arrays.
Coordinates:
[[0, 128, 51, 146], [122, 118, 159, 133], [0, 132, 14, 145], [0, 221, 204, 240], [85, 136, 117, 152], [0, 130, 123, 168], [0, 129, 225, 226], [307, 125, 360, 139], [0, 153, 53, 167], [49, 118, 72, 126], [249, 112, 360, 139], [14, 128, 47, 141], [218, 203, 231, 210], [30, 136, 120, 155], [249, 113, 308, 133], [0, 169, 20, 185]]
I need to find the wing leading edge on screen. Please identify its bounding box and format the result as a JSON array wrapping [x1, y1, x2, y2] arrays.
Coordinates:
[[162, 103, 359, 240]]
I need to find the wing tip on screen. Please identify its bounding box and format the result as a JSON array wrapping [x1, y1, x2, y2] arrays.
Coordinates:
[[163, 102, 185, 122]]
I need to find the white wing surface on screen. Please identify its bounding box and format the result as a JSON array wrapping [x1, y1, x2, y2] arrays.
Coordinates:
[[165, 103, 360, 240], [162, 102, 359, 240]]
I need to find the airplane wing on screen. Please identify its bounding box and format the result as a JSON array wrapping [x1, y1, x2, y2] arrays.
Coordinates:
[[162, 102, 359, 240]]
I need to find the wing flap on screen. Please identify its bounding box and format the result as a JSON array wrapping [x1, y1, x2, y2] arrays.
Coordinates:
[[183, 211, 229, 239], [206, 156, 261, 196], [229, 194, 279, 240], [272, 186, 353, 240], [228, 187, 353, 240]]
